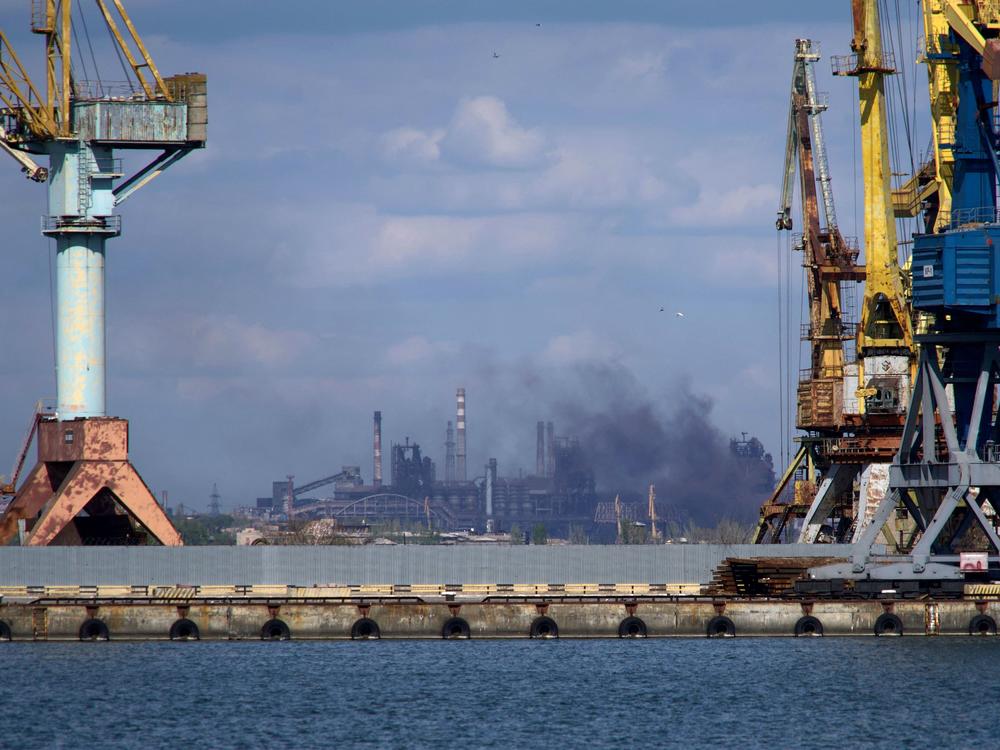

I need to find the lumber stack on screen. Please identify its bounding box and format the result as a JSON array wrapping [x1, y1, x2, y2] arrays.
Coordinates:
[[704, 556, 844, 597]]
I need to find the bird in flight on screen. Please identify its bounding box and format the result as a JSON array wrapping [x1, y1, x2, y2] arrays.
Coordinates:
[[493, 51, 500, 59], [675, 312, 685, 318]]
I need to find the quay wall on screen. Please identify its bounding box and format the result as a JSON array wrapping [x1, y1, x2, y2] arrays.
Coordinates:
[[0, 598, 994, 639]]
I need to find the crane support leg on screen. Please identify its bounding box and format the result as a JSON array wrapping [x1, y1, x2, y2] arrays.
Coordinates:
[[798, 463, 860, 542]]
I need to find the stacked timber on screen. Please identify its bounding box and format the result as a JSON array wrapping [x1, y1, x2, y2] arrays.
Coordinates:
[[704, 557, 844, 597]]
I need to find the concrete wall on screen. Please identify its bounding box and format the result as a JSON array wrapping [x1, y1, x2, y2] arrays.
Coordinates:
[[0, 544, 859, 586], [0, 598, 991, 639]]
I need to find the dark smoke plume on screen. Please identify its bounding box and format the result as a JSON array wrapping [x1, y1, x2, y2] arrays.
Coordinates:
[[550, 363, 774, 525]]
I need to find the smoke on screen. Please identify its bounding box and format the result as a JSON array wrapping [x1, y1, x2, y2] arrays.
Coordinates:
[[549, 363, 774, 525]]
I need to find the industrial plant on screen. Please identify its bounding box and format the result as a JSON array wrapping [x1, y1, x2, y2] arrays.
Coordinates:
[[243, 387, 774, 540]]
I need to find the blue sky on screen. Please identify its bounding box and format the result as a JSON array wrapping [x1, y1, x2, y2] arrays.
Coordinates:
[[0, 2, 925, 512]]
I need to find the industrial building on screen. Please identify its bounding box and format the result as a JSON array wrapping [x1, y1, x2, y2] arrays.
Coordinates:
[[241, 388, 774, 539]]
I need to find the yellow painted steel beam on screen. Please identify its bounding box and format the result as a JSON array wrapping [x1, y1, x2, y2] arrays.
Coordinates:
[[852, 0, 914, 403], [943, 0, 987, 53], [94, 0, 172, 101], [0, 30, 57, 138]]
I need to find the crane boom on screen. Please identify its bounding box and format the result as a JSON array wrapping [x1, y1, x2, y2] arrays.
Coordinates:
[[840, 1, 913, 374]]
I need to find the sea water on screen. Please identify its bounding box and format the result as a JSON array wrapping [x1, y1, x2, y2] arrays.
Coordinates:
[[2, 638, 995, 749]]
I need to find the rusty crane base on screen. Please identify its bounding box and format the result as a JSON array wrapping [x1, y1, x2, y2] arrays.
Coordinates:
[[0, 418, 181, 546]]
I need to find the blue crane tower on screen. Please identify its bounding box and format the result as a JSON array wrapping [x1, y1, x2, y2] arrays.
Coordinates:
[[808, 2, 1000, 592], [0, 2, 204, 545]]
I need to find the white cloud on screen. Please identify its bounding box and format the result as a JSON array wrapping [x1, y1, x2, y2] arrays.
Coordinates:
[[612, 51, 666, 82], [385, 335, 457, 366], [272, 203, 574, 288], [377, 96, 549, 171], [115, 314, 314, 373], [379, 127, 444, 167], [540, 330, 620, 366], [426, 96, 550, 169], [670, 183, 777, 226]]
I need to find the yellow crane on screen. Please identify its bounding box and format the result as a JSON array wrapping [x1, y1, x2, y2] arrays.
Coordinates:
[[757, 1, 917, 544]]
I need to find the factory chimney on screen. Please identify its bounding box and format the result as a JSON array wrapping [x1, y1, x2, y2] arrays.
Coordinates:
[[546, 421, 555, 478], [536, 421, 545, 477], [373, 411, 383, 488], [445, 421, 456, 482], [456, 388, 467, 481], [485, 458, 496, 519]]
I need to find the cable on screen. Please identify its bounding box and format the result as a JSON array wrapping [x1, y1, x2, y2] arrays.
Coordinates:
[[77, 0, 103, 92], [785, 229, 793, 469], [70, 16, 91, 85], [777, 229, 785, 469], [98, 4, 136, 93]]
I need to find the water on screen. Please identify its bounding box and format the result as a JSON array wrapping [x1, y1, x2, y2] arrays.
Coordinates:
[[2, 638, 995, 749]]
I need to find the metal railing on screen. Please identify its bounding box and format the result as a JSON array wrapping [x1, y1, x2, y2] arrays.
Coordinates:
[[30, 0, 52, 32], [806, 91, 830, 112], [831, 51, 896, 76], [798, 366, 845, 382], [947, 206, 1000, 228], [799, 321, 858, 340], [984, 442, 1000, 464], [72, 80, 144, 102], [41, 214, 122, 234]]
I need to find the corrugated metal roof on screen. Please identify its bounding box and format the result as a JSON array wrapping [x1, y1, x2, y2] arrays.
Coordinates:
[[0, 544, 858, 586]]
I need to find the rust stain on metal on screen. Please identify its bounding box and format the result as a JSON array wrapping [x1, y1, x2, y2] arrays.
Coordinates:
[[32, 607, 47, 640], [0, 418, 182, 546], [712, 601, 726, 615], [448, 603, 461, 616], [535, 603, 549, 616]]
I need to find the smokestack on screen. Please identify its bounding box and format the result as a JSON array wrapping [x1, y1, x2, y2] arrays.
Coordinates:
[[445, 421, 456, 482], [546, 421, 555, 478], [456, 388, 467, 481], [485, 458, 496, 518], [373, 411, 382, 488], [536, 421, 545, 477]]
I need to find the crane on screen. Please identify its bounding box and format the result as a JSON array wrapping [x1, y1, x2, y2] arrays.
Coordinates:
[[790, 3, 918, 545], [754, 39, 872, 542], [808, 0, 1000, 592], [0, 1, 205, 546]]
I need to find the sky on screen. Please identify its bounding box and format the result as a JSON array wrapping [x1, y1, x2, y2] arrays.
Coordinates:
[[0, 1, 927, 513]]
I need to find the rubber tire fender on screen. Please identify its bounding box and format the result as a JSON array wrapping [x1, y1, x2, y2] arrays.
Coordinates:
[[351, 617, 381, 640], [0, 620, 10, 641], [706, 615, 736, 638], [441, 617, 471, 639], [261, 618, 291, 641], [79, 618, 110, 641], [618, 616, 647, 638], [168, 618, 200, 641], [873, 612, 904, 636], [794, 615, 824, 637], [529, 616, 559, 639], [969, 614, 997, 636]]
